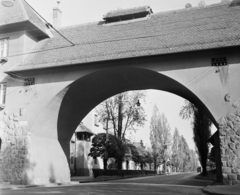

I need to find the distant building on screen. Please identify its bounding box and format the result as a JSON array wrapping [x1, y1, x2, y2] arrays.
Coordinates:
[[69, 111, 104, 176]]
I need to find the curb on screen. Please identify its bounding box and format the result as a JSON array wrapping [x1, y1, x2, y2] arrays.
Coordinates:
[[79, 174, 157, 183], [202, 185, 240, 195], [203, 185, 219, 195], [195, 175, 216, 181], [0, 183, 74, 191]]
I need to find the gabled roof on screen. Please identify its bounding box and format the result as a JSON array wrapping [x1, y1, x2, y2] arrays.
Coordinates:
[[76, 124, 94, 135], [0, 0, 50, 39], [8, 2, 240, 72]]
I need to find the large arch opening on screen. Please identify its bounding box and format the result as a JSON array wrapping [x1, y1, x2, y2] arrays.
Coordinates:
[[57, 66, 216, 161]]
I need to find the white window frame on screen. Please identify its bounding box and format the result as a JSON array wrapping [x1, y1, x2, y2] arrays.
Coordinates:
[[0, 38, 9, 59], [0, 83, 7, 109]]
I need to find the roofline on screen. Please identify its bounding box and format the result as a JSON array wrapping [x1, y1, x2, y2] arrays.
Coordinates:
[[44, 2, 230, 32], [5, 44, 240, 74]]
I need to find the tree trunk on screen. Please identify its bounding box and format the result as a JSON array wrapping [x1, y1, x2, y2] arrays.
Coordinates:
[[201, 159, 207, 176], [103, 159, 108, 170], [117, 159, 123, 176], [118, 95, 123, 139], [154, 157, 157, 171], [126, 160, 129, 170]]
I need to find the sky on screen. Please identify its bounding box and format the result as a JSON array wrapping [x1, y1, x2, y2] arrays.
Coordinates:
[[26, 0, 221, 26], [133, 90, 194, 148], [25, 0, 220, 150]]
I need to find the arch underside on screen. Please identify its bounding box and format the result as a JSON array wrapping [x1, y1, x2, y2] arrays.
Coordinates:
[[57, 66, 216, 150]]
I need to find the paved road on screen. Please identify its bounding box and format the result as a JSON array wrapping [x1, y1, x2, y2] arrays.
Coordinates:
[[0, 173, 213, 195], [110, 172, 214, 187]]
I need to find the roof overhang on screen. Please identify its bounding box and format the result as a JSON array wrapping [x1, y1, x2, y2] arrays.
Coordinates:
[[0, 20, 51, 40]]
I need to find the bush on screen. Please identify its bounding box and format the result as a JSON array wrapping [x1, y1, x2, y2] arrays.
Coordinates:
[[92, 169, 156, 178]]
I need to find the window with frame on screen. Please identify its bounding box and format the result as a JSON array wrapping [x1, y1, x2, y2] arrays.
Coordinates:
[[0, 38, 9, 59], [0, 83, 7, 108]]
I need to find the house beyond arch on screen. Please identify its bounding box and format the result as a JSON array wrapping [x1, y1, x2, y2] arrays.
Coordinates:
[[0, 0, 240, 185]]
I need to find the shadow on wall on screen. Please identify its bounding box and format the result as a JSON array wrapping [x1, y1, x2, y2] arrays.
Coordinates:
[[49, 163, 56, 183], [70, 141, 102, 176], [74, 142, 90, 176]]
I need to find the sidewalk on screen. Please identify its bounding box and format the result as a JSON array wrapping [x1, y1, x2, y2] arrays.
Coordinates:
[[203, 185, 240, 195], [0, 181, 79, 190], [0, 174, 157, 190]]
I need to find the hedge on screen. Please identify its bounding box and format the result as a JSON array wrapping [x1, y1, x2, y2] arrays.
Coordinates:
[[92, 169, 156, 178]]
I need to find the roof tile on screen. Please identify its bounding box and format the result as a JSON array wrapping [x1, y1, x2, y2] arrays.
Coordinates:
[[9, 3, 240, 72]]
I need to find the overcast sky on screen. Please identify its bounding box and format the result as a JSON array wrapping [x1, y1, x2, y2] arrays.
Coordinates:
[[25, 0, 219, 149], [27, 0, 221, 26]]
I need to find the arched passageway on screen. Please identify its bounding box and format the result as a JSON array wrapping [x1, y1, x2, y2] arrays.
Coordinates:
[[56, 66, 216, 160]]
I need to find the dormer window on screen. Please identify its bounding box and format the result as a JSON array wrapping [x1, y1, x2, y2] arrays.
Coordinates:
[[0, 38, 9, 61], [103, 6, 153, 24]]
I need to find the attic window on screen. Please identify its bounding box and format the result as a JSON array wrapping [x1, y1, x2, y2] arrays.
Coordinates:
[[103, 6, 153, 23]]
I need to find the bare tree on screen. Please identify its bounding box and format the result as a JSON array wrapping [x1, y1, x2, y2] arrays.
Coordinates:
[[96, 91, 146, 170]]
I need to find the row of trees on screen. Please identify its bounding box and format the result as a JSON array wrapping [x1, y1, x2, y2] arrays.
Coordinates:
[[150, 105, 198, 173], [171, 128, 198, 172], [179, 101, 212, 176]]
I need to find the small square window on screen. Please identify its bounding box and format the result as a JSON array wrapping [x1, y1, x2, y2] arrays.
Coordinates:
[[0, 38, 9, 59]]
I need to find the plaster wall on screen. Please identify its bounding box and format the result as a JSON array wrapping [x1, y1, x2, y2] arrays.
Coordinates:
[[23, 33, 38, 61], [0, 31, 25, 77]]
